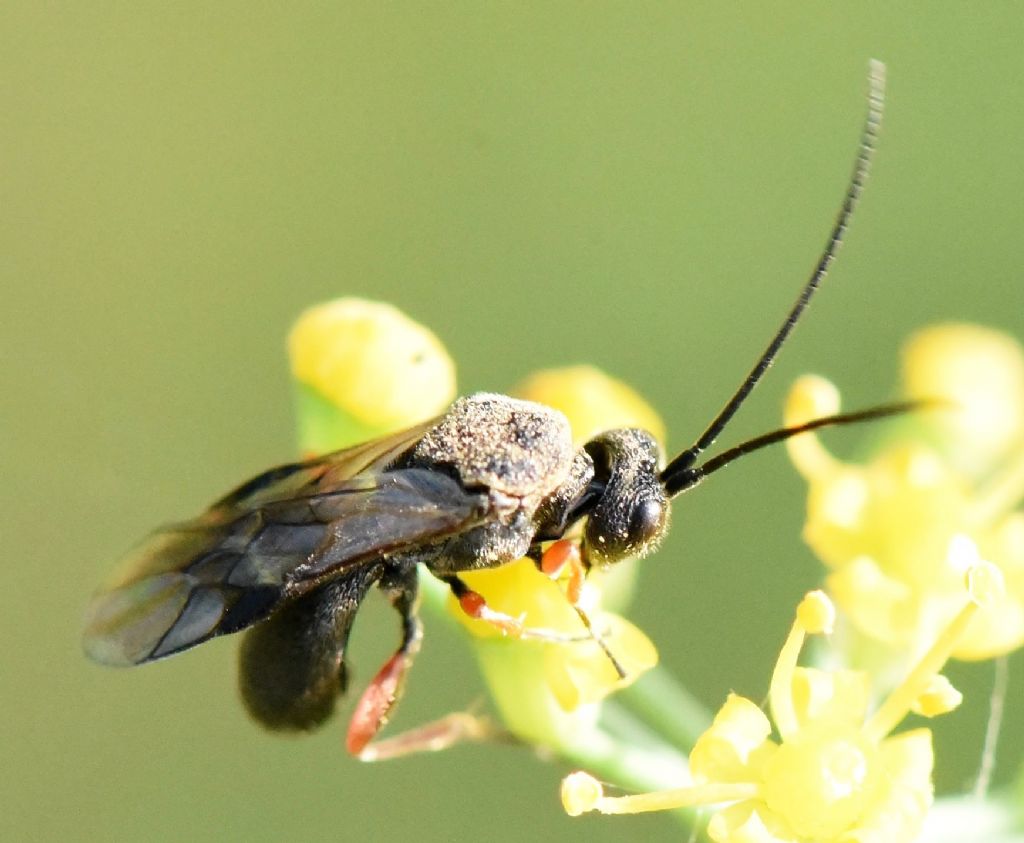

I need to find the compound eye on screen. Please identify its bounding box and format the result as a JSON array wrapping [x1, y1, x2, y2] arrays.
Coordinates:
[[627, 496, 666, 547]]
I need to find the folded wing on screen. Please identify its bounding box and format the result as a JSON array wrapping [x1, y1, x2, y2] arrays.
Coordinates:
[[84, 424, 489, 667]]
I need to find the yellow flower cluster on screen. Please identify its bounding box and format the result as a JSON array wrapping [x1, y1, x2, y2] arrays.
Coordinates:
[[786, 324, 1024, 660], [561, 323, 1022, 839], [290, 299, 1021, 838], [563, 566, 1001, 842]]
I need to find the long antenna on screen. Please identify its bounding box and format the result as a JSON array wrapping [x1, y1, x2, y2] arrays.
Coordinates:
[[662, 400, 926, 497], [660, 60, 886, 495]]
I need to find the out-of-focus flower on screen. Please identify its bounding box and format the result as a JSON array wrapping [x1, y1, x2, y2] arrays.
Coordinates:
[[562, 566, 1002, 841], [785, 324, 1024, 660], [515, 365, 667, 445], [901, 324, 1024, 476], [288, 298, 456, 453]]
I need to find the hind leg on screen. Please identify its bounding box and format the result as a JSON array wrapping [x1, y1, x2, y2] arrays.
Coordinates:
[[348, 568, 510, 761], [354, 709, 506, 762], [346, 567, 425, 756]]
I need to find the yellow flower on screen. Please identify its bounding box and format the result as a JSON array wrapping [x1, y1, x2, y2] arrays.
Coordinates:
[[785, 324, 1024, 660], [515, 365, 667, 445], [561, 568, 1002, 841], [447, 366, 664, 748], [902, 323, 1024, 476], [288, 298, 456, 452], [452, 558, 657, 746]]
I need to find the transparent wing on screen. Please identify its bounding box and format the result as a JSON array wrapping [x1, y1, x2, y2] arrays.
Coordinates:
[[83, 424, 489, 667], [208, 419, 436, 514]]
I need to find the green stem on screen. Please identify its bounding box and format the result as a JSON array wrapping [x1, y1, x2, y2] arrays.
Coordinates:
[[566, 706, 690, 789], [561, 701, 696, 829], [558, 664, 714, 831], [614, 663, 713, 751]]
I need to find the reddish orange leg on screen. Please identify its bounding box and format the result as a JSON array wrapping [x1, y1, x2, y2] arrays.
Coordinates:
[[346, 576, 422, 758], [453, 586, 525, 637], [347, 574, 512, 762], [538, 540, 627, 679], [356, 710, 505, 763], [539, 539, 585, 604], [348, 646, 504, 761], [346, 650, 414, 756], [443, 574, 590, 643]]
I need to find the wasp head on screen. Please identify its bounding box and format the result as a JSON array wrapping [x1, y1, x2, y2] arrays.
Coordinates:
[[581, 429, 670, 566]]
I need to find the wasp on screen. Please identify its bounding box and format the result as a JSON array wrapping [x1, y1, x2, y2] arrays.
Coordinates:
[[84, 62, 909, 759]]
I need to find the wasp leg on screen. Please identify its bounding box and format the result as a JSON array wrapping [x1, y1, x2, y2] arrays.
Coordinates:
[[346, 568, 423, 757], [356, 710, 509, 763], [569, 603, 627, 679], [532, 540, 628, 680], [443, 573, 525, 637], [537, 538, 585, 604], [442, 574, 593, 644]]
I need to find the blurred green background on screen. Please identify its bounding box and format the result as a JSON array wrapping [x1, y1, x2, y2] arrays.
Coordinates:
[[4, 4, 1023, 841]]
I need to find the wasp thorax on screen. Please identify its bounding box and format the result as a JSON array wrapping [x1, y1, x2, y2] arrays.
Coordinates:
[[582, 429, 670, 565], [411, 393, 575, 503]]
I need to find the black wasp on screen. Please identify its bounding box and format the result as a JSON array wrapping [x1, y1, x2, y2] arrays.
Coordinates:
[[84, 62, 909, 758]]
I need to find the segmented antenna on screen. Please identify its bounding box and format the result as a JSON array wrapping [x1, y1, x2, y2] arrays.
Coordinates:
[[660, 60, 886, 498], [674, 399, 931, 494]]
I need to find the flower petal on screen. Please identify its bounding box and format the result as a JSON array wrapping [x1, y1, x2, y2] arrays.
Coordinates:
[[453, 558, 581, 638], [690, 694, 774, 783], [825, 557, 915, 648], [514, 365, 666, 447], [790, 667, 870, 730], [473, 637, 601, 750], [902, 323, 1024, 476], [288, 298, 455, 434], [544, 613, 658, 710], [707, 801, 800, 843], [842, 729, 934, 843]]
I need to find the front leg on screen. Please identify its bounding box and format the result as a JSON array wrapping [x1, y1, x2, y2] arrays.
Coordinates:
[[536, 538, 586, 604], [534, 539, 627, 679]]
